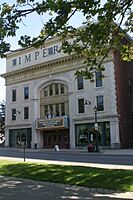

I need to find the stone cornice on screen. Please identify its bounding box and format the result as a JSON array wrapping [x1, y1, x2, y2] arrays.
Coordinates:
[[1, 54, 113, 85], [73, 113, 118, 122], [1, 55, 84, 85]]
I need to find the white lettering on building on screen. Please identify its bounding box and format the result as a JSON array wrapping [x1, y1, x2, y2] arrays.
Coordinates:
[[12, 45, 60, 66]]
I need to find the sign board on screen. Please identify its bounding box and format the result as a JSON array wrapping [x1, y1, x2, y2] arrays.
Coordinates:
[[94, 123, 98, 131], [36, 116, 68, 130]]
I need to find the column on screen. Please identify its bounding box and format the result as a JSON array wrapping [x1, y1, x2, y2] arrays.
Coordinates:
[[110, 118, 121, 149]]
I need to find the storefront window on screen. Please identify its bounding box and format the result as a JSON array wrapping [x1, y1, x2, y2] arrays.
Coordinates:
[[75, 122, 110, 147], [9, 128, 32, 148]]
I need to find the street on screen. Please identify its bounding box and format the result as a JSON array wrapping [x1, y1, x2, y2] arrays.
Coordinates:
[[0, 148, 133, 166]]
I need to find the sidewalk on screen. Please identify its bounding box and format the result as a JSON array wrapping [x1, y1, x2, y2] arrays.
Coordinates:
[[2, 146, 133, 155], [0, 176, 133, 200]]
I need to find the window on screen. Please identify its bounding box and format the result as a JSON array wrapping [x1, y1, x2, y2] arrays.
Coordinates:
[[12, 89, 16, 102], [77, 76, 84, 90], [44, 87, 48, 97], [55, 104, 60, 116], [78, 99, 84, 113], [55, 83, 59, 95], [24, 107, 29, 119], [49, 104, 53, 113], [44, 105, 48, 116], [24, 87, 29, 100], [60, 84, 64, 94], [96, 71, 103, 87], [12, 59, 17, 66], [96, 95, 104, 111], [12, 109, 16, 120], [41, 83, 68, 117], [49, 84, 53, 96], [61, 103, 65, 116]]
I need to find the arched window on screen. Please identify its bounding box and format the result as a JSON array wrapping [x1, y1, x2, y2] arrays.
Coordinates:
[[40, 82, 69, 118]]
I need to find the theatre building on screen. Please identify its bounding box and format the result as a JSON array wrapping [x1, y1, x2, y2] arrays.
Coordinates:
[[1, 36, 133, 149]]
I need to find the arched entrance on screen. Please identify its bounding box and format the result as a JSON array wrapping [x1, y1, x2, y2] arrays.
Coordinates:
[[38, 81, 70, 149]]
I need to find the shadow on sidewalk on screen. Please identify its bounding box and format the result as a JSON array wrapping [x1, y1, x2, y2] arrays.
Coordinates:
[[0, 176, 133, 200]]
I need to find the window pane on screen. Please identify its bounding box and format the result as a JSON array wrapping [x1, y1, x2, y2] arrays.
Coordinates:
[[49, 84, 53, 96], [60, 84, 64, 94], [12, 89, 16, 102], [24, 87, 29, 99], [12, 109, 16, 120], [97, 95, 104, 111], [24, 107, 29, 119], [12, 59, 17, 66], [55, 83, 59, 95], [77, 76, 84, 90], [61, 103, 65, 116], [44, 105, 48, 116], [55, 104, 60, 116], [44, 87, 48, 97], [96, 72, 103, 87], [78, 99, 84, 113]]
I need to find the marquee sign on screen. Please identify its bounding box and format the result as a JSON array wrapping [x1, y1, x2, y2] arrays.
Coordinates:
[[36, 116, 68, 130]]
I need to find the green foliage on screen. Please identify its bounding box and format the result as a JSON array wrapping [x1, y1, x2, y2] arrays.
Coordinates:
[[0, 160, 133, 191], [0, 0, 132, 79], [0, 100, 5, 122]]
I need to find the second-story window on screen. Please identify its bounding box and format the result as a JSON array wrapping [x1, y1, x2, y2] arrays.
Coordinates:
[[24, 107, 29, 119], [24, 87, 29, 100], [78, 98, 84, 113], [49, 84, 53, 96], [55, 83, 59, 95], [96, 95, 104, 111], [12, 108, 16, 120], [77, 76, 84, 90], [12, 89, 16, 102], [60, 84, 65, 94], [96, 71, 103, 87]]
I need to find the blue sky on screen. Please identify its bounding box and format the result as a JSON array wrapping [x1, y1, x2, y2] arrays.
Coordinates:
[[0, 1, 84, 102]]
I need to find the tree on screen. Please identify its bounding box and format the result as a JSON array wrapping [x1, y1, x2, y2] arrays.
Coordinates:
[[0, 100, 5, 145], [0, 0, 132, 79]]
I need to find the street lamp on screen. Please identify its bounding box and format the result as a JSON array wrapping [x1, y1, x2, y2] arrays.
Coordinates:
[[94, 106, 99, 152], [85, 101, 100, 152]]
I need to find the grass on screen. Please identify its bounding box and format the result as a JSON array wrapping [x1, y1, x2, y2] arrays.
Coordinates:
[[0, 160, 133, 192]]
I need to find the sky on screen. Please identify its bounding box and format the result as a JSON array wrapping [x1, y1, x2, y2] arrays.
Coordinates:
[[0, 1, 84, 102]]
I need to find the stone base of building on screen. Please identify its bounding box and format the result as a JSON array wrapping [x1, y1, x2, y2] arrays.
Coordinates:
[[110, 142, 121, 149]]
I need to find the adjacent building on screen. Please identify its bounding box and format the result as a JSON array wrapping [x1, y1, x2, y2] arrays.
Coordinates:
[[1, 36, 133, 149]]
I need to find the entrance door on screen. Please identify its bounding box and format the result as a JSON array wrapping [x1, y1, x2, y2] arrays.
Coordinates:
[[43, 129, 69, 149]]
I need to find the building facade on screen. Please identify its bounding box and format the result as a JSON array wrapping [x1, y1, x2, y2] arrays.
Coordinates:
[[1, 37, 133, 149]]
